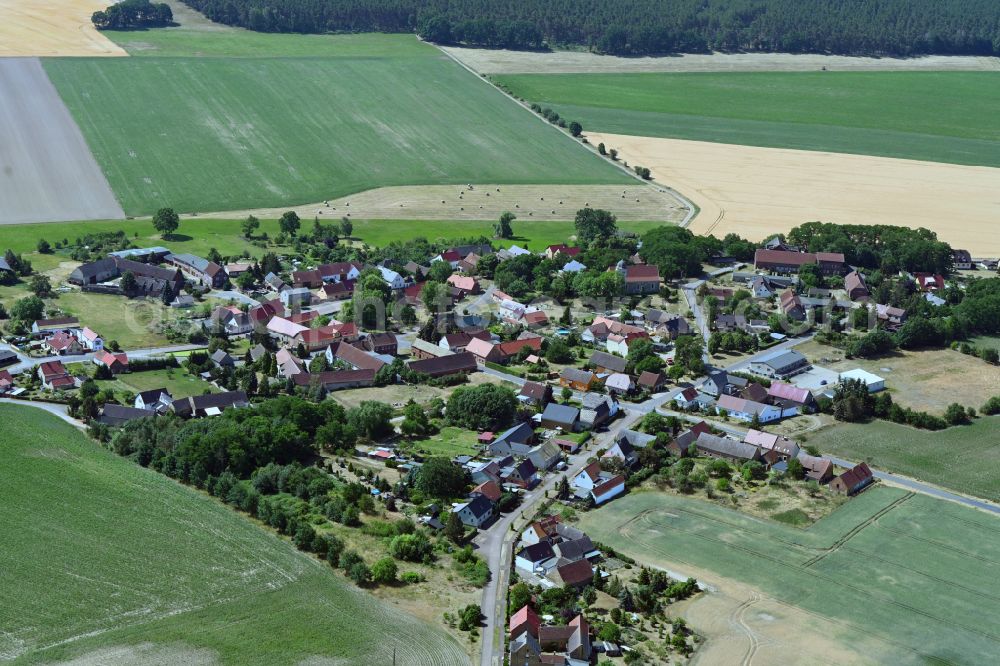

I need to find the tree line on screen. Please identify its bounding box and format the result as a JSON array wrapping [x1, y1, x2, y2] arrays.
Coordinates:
[[93, 0, 173, 29], [180, 0, 1000, 56]]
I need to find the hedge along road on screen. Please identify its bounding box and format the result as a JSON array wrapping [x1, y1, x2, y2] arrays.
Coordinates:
[[0, 58, 124, 224]]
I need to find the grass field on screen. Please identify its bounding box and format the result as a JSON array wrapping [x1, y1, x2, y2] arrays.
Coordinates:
[[794, 340, 1000, 415], [55, 291, 176, 349], [496, 71, 1000, 167], [807, 417, 1000, 502], [43, 31, 627, 216], [0, 216, 664, 259], [96, 367, 218, 399], [404, 426, 481, 458], [580, 486, 1000, 665], [0, 404, 465, 664]]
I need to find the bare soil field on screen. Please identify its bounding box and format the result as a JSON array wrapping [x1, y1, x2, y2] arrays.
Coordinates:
[[795, 339, 1000, 414], [588, 132, 1000, 253], [444, 46, 1000, 75], [0, 0, 126, 57], [190, 183, 687, 223], [0, 59, 125, 225]]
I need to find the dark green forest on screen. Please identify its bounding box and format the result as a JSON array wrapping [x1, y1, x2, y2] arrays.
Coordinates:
[[181, 0, 1000, 56]]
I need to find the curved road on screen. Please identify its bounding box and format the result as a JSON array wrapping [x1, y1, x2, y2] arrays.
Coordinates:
[[0, 397, 84, 429]]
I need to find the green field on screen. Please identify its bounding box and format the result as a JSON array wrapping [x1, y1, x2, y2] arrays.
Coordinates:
[[580, 487, 1000, 665], [496, 71, 1000, 166], [43, 31, 627, 216], [403, 426, 481, 458], [0, 404, 465, 665], [97, 367, 218, 399], [808, 417, 1000, 502]]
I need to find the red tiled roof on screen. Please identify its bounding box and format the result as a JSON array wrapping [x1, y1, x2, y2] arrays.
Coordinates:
[[592, 474, 625, 498], [498, 337, 542, 357], [837, 462, 873, 489], [556, 559, 594, 586], [767, 381, 811, 404], [510, 604, 540, 639], [39, 360, 68, 379], [473, 480, 502, 502], [625, 264, 660, 282]]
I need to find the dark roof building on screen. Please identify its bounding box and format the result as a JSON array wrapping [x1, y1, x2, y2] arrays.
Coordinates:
[[407, 351, 477, 378]]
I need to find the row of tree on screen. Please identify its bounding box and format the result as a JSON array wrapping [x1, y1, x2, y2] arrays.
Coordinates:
[[93, 0, 173, 29], [180, 0, 1000, 56]]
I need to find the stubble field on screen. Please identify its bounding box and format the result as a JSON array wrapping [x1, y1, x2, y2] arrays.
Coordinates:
[[0, 0, 126, 57], [0, 404, 466, 665], [586, 132, 1000, 252], [580, 487, 1000, 665]]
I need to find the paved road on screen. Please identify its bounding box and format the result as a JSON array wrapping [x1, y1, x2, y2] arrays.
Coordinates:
[[0, 397, 85, 429], [1, 343, 206, 374], [477, 411, 640, 666], [210, 290, 260, 307]]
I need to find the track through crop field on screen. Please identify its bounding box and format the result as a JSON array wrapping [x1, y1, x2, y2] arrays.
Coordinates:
[[580, 487, 1000, 665], [43, 31, 628, 217], [0, 404, 466, 665]]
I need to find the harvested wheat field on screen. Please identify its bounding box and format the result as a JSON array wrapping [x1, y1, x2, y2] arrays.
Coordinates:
[[0, 0, 127, 57], [191, 183, 688, 223], [589, 132, 1000, 253]]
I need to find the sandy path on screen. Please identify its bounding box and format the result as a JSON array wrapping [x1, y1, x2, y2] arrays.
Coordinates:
[[183, 183, 688, 223], [588, 132, 1000, 254], [444, 46, 1000, 75], [0, 0, 127, 57], [0, 58, 125, 224]]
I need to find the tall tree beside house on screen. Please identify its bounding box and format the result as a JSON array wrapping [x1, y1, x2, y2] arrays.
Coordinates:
[[161, 282, 174, 305], [207, 248, 223, 265], [152, 207, 179, 238], [445, 510, 465, 544], [416, 457, 469, 500], [340, 217, 353, 239], [120, 271, 137, 294]]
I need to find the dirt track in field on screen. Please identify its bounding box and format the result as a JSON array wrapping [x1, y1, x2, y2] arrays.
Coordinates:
[[444, 46, 1000, 74], [588, 132, 1000, 254], [0, 0, 126, 57], [0, 58, 125, 224], [186, 183, 688, 223]]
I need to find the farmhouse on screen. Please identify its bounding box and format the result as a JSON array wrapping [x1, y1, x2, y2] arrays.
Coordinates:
[[318, 261, 363, 283], [38, 360, 74, 390], [293, 369, 376, 392], [281, 287, 312, 308], [490, 422, 536, 457], [93, 350, 129, 374], [328, 341, 387, 372], [797, 453, 835, 483], [845, 270, 870, 301], [515, 541, 556, 573], [602, 436, 638, 468], [831, 462, 875, 495], [32, 317, 80, 336], [267, 317, 309, 345], [407, 352, 477, 378], [412, 338, 453, 360], [780, 289, 806, 321], [166, 253, 227, 288], [439, 330, 492, 353], [605, 373, 633, 394], [44, 331, 83, 356], [292, 269, 324, 288], [364, 332, 398, 355], [953, 249, 973, 270], [695, 432, 764, 464], [446, 274, 479, 294], [528, 441, 562, 471]]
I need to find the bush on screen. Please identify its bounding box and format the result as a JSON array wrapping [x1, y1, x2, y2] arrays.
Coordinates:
[[348, 561, 372, 586], [389, 533, 433, 562], [401, 571, 425, 584], [371, 557, 398, 584]]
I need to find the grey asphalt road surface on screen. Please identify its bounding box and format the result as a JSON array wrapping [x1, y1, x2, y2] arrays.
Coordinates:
[[0, 58, 124, 224], [0, 397, 84, 429]]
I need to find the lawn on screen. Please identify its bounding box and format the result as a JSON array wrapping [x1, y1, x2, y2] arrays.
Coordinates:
[[403, 426, 481, 458], [0, 404, 465, 665], [495, 71, 1000, 166], [580, 486, 1000, 665], [43, 31, 627, 216], [94, 366, 218, 400], [53, 291, 176, 349], [807, 416, 1000, 502]]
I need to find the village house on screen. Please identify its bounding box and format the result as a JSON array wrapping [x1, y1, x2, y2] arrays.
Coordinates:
[[637, 370, 668, 392], [446, 274, 479, 294], [37, 360, 74, 390], [743, 428, 800, 461], [780, 289, 806, 321], [94, 350, 130, 374], [407, 352, 477, 378], [364, 332, 398, 356], [295, 368, 377, 392], [412, 338, 454, 360], [604, 373, 634, 395], [796, 453, 835, 483], [501, 458, 539, 489], [510, 608, 591, 666], [520, 310, 549, 329], [170, 390, 250, 418], [528, 441, 562, 472], [515, 541, 556, 574], [644, 309, 691, 339], [582, 316, 645, 345], [716, 394, 783, 423], [590, 474, 626, 505], [875, 303, 907, 329], [602, 436, 638, 468], [844, 270, 870, 301], [98, 404, 154, 427], [695, 432, 764, 464], [559, 367, 598, 392], [605, 331, 649, 356], [327, 341, 387, 372], [580, 393, 618, 429], [518, 380, 552, 407], [830, 462, 875, 495], [315, 281, 353, 301], [134, 388, 173, 413], [624, 264, 661, 294], [292, 269, 324, 289], [490, 422, 536, 457], [952, 249, 973, 270], [44, 331, 83, 356], [276, 348, 306, 378], [280, 287, 312, 308], [378, 266, 406, 290], [589, 350, 626, 374], [295, 327, 340, 353], [539, 402, 580, 432], [166, 253, 227, 288], [748, 275, 774, 299], [453, 495, 495, 528], [913, 272, 946, 292], [0, 350, 18, 369], [673, 386, 700, 410], [318, 261, 364, 283], [266, 316, 310, 346], [545, 244, 580, 259], [767, 381, 817, 413]]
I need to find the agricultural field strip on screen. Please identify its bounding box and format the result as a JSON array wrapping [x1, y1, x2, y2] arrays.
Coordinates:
[[0, 58, 125, 225], [43, 33, 630, 216], [602, 490, 1000, 661], [0, 405, 464, 663]]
